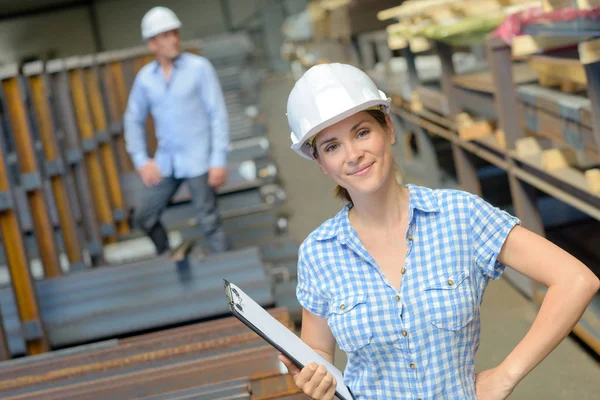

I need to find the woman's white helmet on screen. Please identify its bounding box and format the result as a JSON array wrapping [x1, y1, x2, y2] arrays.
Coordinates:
[[287, 63, 391, 160]]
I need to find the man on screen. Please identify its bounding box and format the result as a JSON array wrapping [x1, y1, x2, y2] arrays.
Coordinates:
[[125, 6, 230, 254]]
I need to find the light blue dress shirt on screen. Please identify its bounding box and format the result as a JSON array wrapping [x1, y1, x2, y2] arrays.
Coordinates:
[[124, 52, 229, 178], [297, 185, 520, 399]]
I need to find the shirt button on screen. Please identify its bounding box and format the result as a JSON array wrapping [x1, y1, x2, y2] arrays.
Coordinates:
[[448, 279, 455, 286], [395, 295, 400, 302], [407, 235, 413, 241], [401, 267, 406, 274], [410, 363, 416, 370], [340, 304, 346, 311], [402, 330, 408, 337]]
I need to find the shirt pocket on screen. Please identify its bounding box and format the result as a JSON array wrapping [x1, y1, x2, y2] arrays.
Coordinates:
[[423, 269, 475, 331], [327, 294, 372, 353]]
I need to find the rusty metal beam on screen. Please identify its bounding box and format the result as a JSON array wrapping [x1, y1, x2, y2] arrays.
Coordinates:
[[106, 62, 135, 172], [250, 374, 302, 400], [97, 63, 131, 174], [0, 311, 8, 361], [0, 314, 292, 392], [24, 65, 86, 272], [0, 308, 289, 383], [47, 61, 104, 264], [0, 324, 288, 393], [82, 61, 130, 236], [67, 62, 116, 243], [137, 378, 251, 399], [0, 80, 48, 355], [0, 72, 62, 278], [3, 345, 282, 400]]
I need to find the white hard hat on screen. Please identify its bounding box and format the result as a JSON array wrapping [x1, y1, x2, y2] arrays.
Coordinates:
[[287, 63, 391, 160], [141, 6, 182, 41]]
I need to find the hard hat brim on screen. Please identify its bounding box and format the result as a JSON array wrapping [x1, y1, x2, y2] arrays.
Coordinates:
[[290, 98, 391, 160], [143, 21, 182, 41]]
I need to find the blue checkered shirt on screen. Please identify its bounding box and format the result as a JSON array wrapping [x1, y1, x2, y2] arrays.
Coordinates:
[[296, 185, 520, 399]]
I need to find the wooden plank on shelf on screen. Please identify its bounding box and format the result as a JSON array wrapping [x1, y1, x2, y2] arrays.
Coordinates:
[[452, 63, 538, 94], [456, 113, 495, 141], [512, 159, 600, 220], [410, 37, 432, 53], [528, 55, 587, 93], [512, 35, 580, 57], [513, 137, 600, 204], [377, 0, 458, 21], [579, 38, 600, 65], [517, 84, 592, 128], [517, 93, 599, 164], [424, 6, 461, 24], [451, 0, 504, 16], [542, 0, 600, 11], [475, 130, 507, 151], [388, 35, 408, 50], [394, 104, 509, 169]]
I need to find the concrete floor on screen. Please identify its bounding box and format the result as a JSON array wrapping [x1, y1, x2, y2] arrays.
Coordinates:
[[260, 74, 600, 399]]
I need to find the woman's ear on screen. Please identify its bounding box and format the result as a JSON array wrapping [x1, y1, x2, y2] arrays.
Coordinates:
[[385, 114, 396, 145]]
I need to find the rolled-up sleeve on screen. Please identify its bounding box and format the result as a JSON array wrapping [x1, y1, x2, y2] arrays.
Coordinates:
[[199, 60, 229, 168], [296, 242, 329, 318], [469, 194, 520, 280], [124, 75, 150, 170]]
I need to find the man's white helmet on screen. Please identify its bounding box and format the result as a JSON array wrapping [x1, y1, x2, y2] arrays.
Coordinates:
[[286, 63, 391, 160], [141, 6, 182, 41]]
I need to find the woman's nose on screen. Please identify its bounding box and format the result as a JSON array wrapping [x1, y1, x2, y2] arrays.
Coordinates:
[[345, 142, 363, 164]]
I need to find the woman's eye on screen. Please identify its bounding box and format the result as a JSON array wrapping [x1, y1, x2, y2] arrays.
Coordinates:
[[357, 129, 370, 138], [325, 144, 339, 152]]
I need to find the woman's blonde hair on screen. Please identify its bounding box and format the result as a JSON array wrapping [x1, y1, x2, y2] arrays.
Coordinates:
[[329, 109, 402, 203]]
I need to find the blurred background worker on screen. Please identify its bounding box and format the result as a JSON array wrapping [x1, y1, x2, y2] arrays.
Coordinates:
[[124, 6, 230, 255]]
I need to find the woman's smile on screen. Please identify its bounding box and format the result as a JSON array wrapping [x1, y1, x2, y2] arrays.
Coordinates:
[[348, 162, 374, 177]]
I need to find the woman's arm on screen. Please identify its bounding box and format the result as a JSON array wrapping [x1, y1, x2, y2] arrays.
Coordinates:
[[279, 309, 338, 400], [481, 225, 599, 396], [300, 308, 337, 362]]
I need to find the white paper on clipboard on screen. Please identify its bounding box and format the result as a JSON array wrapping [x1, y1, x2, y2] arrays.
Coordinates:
[[224, 280, 355, 400]]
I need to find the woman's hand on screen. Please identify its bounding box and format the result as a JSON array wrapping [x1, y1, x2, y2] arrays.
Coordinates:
[[475, 368, 516, 400], [278, 354, 337, 400]]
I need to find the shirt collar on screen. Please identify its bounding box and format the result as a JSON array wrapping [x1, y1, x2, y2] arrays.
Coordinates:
[[152, 53, 184, 73], [312, 184, 439, 242]]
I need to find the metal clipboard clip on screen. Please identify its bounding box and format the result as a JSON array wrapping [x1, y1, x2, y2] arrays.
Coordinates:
[[224, 279, 243, 313]]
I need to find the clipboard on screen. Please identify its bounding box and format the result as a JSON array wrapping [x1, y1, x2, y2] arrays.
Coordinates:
[[224, 279, 356, 400]]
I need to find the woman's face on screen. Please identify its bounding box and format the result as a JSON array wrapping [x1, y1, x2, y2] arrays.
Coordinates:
[[313, 111, 396, 198]]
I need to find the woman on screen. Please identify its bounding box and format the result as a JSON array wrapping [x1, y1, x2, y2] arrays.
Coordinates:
[[278, 63, 599, 400]]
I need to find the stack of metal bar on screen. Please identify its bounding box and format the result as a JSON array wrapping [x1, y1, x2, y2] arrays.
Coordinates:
[[0, 307, 308, 399], [0, 38, 300, 400], [0, 246, 274, 357]]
